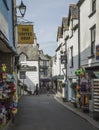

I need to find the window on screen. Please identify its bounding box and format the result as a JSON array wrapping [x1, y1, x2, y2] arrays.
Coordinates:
[[19, 54, 27, 62], [92, 0, 96, 12], [43, 61, 47, 66], [70, 46, 73, 67], [44, 69, 48, 76], [89, 0, 96, 17], [91, 25, 96, 55]]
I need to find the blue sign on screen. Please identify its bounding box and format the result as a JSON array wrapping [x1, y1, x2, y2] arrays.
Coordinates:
[[96, 45, 99, 60]]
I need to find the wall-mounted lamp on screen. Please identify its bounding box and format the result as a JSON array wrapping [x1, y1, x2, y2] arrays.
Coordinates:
[[16, 0, 26, 17], [18, 0, 26, 17]]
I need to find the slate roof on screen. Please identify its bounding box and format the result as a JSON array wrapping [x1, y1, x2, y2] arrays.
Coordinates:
[[68, 4, 78, 25], [57, 26, 62, 41], [62, 17, 69, 31], [17, 44, 38, 60], [77, 0, 85, 6]]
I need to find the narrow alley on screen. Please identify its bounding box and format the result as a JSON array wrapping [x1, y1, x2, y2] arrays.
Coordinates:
[[7, 90, 98, 130]]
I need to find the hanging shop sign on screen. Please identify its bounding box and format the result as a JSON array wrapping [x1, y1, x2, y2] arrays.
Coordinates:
[[19, 71, 26, 79], [18, 25, 34, 44], [20, 65, 37, 71], [96, 45, 99, 60]]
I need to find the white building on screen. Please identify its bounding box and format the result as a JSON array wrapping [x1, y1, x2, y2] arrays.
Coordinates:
[[39, 50, 52, 88], [77, 0, 99, 113], [17, 31, 40, 95], [66, 4, 78, 101], [77, 0, 99, 69]]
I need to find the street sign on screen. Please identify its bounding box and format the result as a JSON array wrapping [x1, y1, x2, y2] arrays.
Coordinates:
[[20, 71, 26, 79]]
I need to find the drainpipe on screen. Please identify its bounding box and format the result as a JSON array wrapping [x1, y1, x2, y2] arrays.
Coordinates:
[[65, 36, 68, 101], [78, 7, 81, 85]]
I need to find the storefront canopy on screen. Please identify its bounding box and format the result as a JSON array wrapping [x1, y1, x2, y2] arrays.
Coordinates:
[[40, 78, 51, 82], [0, 31, 17, 54]]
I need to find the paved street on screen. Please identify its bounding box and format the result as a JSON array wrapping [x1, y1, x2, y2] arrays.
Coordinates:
[[7, 92, 98, 130]]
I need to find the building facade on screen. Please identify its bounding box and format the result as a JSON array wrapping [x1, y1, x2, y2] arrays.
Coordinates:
[[17, 26, 40, 94], [39, 50, 52, 88], [0, 0, 16, 73]]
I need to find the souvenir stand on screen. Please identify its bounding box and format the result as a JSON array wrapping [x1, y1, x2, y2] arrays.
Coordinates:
[[0, 64, 18, 125], [92, 79, 99, 119], [75, 67, 92, 111]]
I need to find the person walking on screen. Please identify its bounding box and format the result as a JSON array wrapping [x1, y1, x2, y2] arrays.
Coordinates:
[[34, 84, 39, 95], [46, 83, 50, 95]]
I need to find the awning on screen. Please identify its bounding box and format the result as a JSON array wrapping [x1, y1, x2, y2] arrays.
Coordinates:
[[40, 78, 51, 82], [0, 31, 17, 54]]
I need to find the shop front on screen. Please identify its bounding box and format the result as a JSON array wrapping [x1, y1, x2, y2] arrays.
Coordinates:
[[0, 32, 18, 125], [75, 66, 99, 118]]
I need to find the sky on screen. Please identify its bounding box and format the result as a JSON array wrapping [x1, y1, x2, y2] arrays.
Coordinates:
[[17, 0, 78, 56]]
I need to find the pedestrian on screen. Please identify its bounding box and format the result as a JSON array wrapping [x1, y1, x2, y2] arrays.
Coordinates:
[[46, 83, 50, 95], [34, 83, 39, 95]]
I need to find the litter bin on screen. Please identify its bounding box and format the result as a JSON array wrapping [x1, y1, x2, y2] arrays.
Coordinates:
[[62, 83, 66, 102]]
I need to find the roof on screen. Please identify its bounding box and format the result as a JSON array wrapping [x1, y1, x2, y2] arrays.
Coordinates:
[[17, 44, 38, 60], [39, 55, 49, 61], [56, 44, 61, 52], [57, 26, 62, 41], [77, 0, 85, 7], [62, 17, 69, 31], [68, 4, 78, 25]]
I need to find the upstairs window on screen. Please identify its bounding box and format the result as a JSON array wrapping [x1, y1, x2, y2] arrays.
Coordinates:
[[19, 54, 27, 62], [89, 0, 96, 17], [92, 0, 96, 12], [90, 25, 96, 56], [70, 46, 73, 68]]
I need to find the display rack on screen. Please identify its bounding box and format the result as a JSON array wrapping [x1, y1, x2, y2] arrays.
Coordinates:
[[92, 79, 99, 112]]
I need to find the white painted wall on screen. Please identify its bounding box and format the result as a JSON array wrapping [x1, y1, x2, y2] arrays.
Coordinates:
[[18, 60, 39, 94], [67, 28, 78, 78], [66, 18, 78, 101], [80, 0, 99, 67], [52, 56, 57, 76]]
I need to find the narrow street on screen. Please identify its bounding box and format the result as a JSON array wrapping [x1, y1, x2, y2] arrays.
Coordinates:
[[7, 90, 98, 130]]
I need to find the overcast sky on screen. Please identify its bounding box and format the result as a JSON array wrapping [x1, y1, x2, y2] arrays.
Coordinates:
[[17, 0, 78, 56]]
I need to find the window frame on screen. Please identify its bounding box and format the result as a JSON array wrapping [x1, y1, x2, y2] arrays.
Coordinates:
[[90, 24, 96, 56], [92, 0, 96, 12], [89, 0, 96, 18], [70, 46, 73, 68]]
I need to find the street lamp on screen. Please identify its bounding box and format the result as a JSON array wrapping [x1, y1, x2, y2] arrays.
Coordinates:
[[18, 0, 26, 17]]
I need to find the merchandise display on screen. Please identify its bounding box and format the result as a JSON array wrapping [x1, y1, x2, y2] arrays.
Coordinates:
[[75, 66, 91, 111], [0, 64, 18, 125]]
